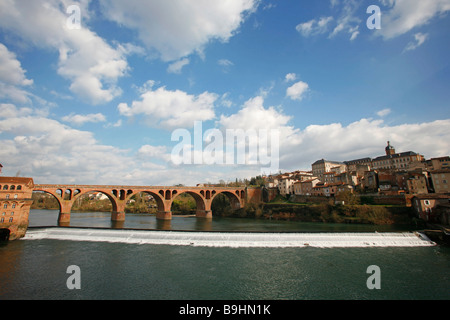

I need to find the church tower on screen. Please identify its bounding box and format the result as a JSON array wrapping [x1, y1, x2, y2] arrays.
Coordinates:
[[385, 141, 396, 156]]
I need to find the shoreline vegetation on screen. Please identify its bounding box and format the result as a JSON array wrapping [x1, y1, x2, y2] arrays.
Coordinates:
[[31, 191, 418, 226]]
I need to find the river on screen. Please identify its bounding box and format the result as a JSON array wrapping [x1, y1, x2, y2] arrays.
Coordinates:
[[0, 210, 449, 301]]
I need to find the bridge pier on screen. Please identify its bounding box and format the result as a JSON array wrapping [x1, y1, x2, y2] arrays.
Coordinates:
[[58, 212, 71, 225], [156, 211, 172, 221], [58, 201, 72, 225], [196, 210, 212, 219], [111, 211, 126, 222]]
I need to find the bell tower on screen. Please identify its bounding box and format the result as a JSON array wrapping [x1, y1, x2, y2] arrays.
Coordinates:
[[385, 141, 395, 156]]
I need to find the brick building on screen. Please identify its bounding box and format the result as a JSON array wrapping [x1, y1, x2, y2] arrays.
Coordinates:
[[0, 177, 35, 240]]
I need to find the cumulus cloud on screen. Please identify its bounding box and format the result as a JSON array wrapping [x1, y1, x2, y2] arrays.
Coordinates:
[[0, 43, 33, 104], [216, 97, 450, 172], [0, 0, 128, 105], [285, 73, 297, 82], [118, 85, 217, 130], [99, 0, 260, 62], [62, 113, 107, 126], [0, 103, 178, 185], [286, 81, 309, 101], [379, 0, 450, 39], [284, 118, 450, 170]]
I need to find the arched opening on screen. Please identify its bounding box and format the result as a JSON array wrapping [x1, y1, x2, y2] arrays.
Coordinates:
[[71, 191, 113, 213], [31, 191, 61, 211], [125, 191, 163, 214], [0, 229, 10, 241], [171, 192, 203, 216], [211, 191, 242, 217], [64, 189, 72, 200]]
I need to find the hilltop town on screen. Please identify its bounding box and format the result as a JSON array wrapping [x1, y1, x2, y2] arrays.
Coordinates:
[[262, 142, 450, 226]]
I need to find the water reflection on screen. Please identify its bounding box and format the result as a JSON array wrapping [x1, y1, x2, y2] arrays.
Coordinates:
[[30, 209, 417, 233]]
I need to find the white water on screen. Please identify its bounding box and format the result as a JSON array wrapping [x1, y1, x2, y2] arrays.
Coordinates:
[[22, 228, 436, 248]]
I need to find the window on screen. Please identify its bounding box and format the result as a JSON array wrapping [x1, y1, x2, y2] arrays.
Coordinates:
[[12, 203, 16, 209], [3, 204, 7, 209], [2, 185, 8, 190], [17, 185, 22, 191], [9, 217, 13, 223], [0, 218, 4, 223], [10, 185, 15, 191], [5, 195, 9, 199], [14, 195, 18, 199], [424, 200, 430, 206], [10, 212, 14, 216]]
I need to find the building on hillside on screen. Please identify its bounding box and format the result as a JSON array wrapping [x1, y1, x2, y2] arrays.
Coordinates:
[[430, 169, 450, 194], [312, 159, 346, 182], [291, 170, 314, 181], [278, 176, 298, 196], [412, 194, 450, 224], [405, 172, 429, 194], [344, 158, 372, 172], [428, 157, 450, 171], [0, 177, 34, 241], [372, 142, 424, 171], [293, 178, 320, 196]]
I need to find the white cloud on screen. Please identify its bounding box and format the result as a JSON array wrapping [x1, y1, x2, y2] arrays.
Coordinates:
[[286, 81, 309, 101], [167, 58, 190, 74], [404, 33, 429, 52], [285, 73, 297, 82], [62, 113, 107, 126], [99, 0, 260, 61], [217, 97, 450, 172], [138, 145, 171, 162], [379, 0, 450, 39], [329, 0, 361, 40], [118, 85, 217, 130], [0, 0, 128, 105], [0, 43, 33, 104], [219, 96, 293, 131], [296, 0, 360, 41], [296, 16, 334, 37], [376, 108, 392, 117], [0, 43, 33, 87]]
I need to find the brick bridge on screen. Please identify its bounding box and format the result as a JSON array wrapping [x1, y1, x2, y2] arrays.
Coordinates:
[[33, 184, 258, 224]]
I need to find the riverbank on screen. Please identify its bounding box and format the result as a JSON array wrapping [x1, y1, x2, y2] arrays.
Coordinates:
[[229, 202, 417, 226]]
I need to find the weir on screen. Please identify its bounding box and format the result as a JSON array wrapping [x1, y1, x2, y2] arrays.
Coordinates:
[[22, 228, 436, 248]]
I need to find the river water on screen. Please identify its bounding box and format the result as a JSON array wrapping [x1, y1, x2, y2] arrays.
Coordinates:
[[0, 210, 449, 301]]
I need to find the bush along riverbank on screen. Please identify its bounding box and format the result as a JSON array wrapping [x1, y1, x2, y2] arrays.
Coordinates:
[[228, 202, 415, 226]]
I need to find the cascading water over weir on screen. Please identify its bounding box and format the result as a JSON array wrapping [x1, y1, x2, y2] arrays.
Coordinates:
[[22, 228, 436, 248]]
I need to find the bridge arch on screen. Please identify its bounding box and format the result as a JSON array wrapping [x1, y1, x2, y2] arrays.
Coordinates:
[[32, 189, 63, 212], [211, 190, 244, 210], [170, 190, 206, 216], [127, 190, 167, 213], [69, 190, 117, 212]]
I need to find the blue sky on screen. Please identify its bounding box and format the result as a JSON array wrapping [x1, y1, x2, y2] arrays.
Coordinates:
[[0, 0, 449, 185]]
